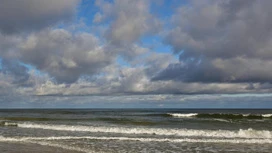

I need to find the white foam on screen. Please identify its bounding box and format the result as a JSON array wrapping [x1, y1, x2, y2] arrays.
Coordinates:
[[168, 113, 198, 118], [242, 114, 272, 118], [0, 136, 271, 144], [241, 114, 250, 117], [168, 113, 272, 118], [262, 114, 272, 118], [4, 122, 17, 126], [17, 123, 272, 139]]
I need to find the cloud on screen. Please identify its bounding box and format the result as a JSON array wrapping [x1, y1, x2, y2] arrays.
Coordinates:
[[18, 29, 114, 83], [1, 0, 272, 99], [96, 0, 161, 46], [0, 27, 115, 84], [0, 59, 29, 85], [153, 57, 272, 83], [0, 56, 270, 97], [156, 0, 272, 83], [29, 63, 252, 96], [0, 33, 265, 96], [0, 0, 160, 85], [0, 73, 16, 96], [0, 0, 79, 33]]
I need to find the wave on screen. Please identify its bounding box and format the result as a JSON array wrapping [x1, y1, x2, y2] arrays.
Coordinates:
[[262, 114, 272, 117], [167, 113, 272, 119], [0, 136, 272, 144], [17, 123, 272, 139], [0, 121, 18, 127], [167, 113, 197, 118]]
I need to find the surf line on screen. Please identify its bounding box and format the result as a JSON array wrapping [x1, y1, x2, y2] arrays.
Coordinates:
[[0, 136, 272, 144], [17, 123, 272, 139]]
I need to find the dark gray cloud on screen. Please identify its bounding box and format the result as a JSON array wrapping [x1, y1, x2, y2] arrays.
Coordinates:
[[153, 58, 272, 83], [152, 59, 224, 83], [155, 0, 272, 83], [0, 0, 79, 33]]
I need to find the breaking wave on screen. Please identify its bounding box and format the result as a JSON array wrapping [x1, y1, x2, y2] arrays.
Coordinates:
[[0, 136, 271, 144], [17, 123, 272, 139], [0, 121, 18, 127], [167, 113, 272, 119], [167, 113, 198, 118]]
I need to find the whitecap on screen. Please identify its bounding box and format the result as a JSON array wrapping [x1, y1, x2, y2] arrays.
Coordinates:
[[167, 113, 198, 118], [17, 123, 272, 139]]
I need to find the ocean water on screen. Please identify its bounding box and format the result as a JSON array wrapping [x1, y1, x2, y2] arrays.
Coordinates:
[[0, 109, 272, 153]]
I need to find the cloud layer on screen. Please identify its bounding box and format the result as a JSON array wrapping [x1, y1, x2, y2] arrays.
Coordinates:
[[156, 0, 272, 84], [0, 0, 272, 100], [0, 0, 79, 33]]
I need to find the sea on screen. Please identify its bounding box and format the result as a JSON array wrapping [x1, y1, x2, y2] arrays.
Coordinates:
[[0, 109, 272, 153]]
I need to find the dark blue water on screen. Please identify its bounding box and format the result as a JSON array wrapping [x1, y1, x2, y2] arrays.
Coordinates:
[[0, 109, 272, 152]]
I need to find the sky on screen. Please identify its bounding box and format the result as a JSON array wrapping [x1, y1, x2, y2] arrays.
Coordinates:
[[0, 0, 272, 108]]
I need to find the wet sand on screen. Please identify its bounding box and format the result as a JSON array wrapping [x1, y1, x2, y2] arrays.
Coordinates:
[[0, 142, 84, 153]]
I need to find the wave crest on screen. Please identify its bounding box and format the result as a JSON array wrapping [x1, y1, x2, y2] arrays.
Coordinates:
[[167, 113, 197, 117], [18, 123, 272, 139], [167, 113, 272, 119], [0, 136, 272, 144]]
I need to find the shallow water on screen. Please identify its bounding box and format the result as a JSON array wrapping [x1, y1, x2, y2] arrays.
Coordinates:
[[0, 142, 82, 153], [0, 109, 272, 152]]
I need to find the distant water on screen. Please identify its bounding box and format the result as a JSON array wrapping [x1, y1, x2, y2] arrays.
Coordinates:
[[1, 109, 272, 153]]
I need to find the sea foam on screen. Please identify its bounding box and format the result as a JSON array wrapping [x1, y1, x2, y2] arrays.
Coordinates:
[[0, 136, 272, 144], [167, 113, 197, 118], [167, 113, 272, 119], [18, 123, 272, 139]]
